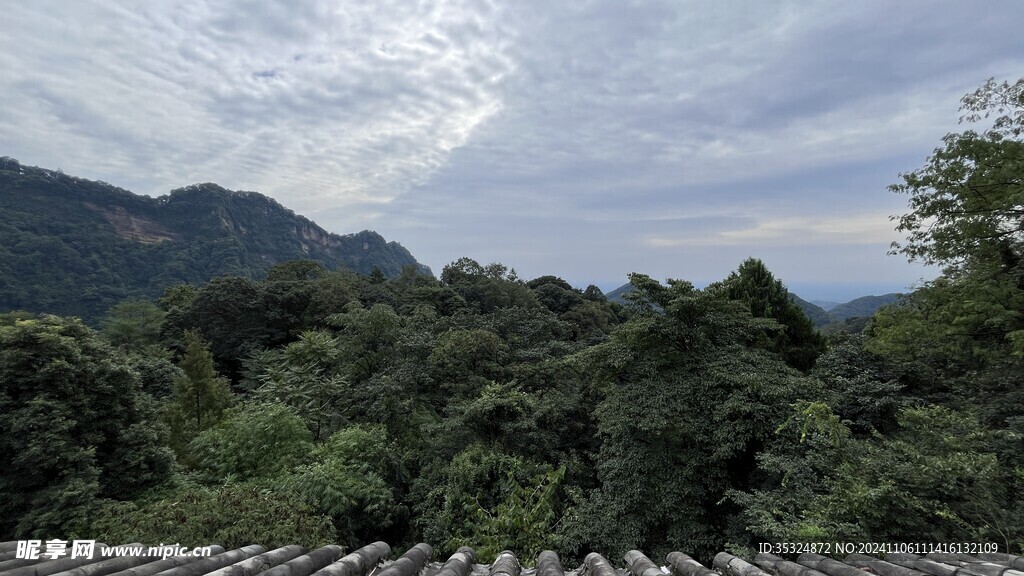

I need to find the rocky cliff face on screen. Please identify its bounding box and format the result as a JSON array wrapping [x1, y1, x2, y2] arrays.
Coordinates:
[[0, 158, 431, 321]]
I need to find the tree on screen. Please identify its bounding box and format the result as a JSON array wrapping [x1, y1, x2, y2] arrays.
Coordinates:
[[440, 257, 538, 313], [469, 465, 571, 561], [879, 78, 1024, 362], [252, 330, 349, 440], [265, 259, 328, 282], [163, 276, 270, 382], [890, 78, 1024, 275], [189, 402, 313, 482], [91, 483, 337, 550], [428, 329, 507, 399], [736, 405, 1020, 550], [329, 304, 403, 373], [285, 425, 408, 547], [0, 314, 173, 537], [441, 257, 486, 285], [711, 258, 825, 371], [128, 354, 183, 398], [875, 78, 1024, 424], [563, 275, 813, 561], [101, 299, 166, 351], [165, 330, 232, 457], [789, 77, 1024, 553], [414, 444, 569, 557], [810, 335, 908, 436]]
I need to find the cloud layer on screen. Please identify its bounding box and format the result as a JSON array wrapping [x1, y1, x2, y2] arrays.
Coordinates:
[[3, 0, 1022, 297]]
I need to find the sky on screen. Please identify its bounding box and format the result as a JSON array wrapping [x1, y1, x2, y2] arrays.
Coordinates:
[[2, 1, 1022, 301]]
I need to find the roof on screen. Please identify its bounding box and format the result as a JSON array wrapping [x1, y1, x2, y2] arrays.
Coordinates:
[[1, 540, 1022, 576]]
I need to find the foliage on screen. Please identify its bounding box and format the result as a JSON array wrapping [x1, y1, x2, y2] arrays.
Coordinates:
[[0, 314, 173, 537], [414, 445, 570, 558], [737, 405, 1020, 548], [727, 77, 1024, 552], [867, 272, 1024, 373], [165, 330, 233, 459], [90, 482, 337, 549], [890, 78, 1024, 272], [189, 402, 313, 483], [564, 275, 813, 562], [875, 77, 1024, 432], [811, 335, 909, 435], [428, 329, 507, 399], [284, 425, 407, 547], [101, 299, 166, 351], [0, 164, 428, 324], [527, 276, 617, 340], [127, 353, 182, 399], [470, 466, 573, 561], [441, 257, 540, 314], [5, 116, 1024, 558], [252, 331, 349, 440], [711, 258, 826, 371]]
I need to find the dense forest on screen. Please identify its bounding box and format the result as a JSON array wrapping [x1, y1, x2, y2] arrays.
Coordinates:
[[1, 81, 1022, 562], [0, 160, 429, 323]]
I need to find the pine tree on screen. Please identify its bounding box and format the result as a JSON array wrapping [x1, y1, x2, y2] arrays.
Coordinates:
[[166, 330, 232, 458], [716, 258, 825, 371]]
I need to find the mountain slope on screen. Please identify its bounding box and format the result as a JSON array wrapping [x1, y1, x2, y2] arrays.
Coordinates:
[[0, 158, 430, 321], [788, 293, 833, 327], [604, 282, 635, 304], [829, 293, 902, 321]]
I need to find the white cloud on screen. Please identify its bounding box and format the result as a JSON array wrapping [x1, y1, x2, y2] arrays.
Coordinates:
[[0, 0, 513, 220], [646, 212, 903, 248], [2, 0, 1022, 293]]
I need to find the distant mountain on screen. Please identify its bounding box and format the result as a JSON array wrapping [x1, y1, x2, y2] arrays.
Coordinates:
[[0, 157, 430, 322], [828, 293, 903, 321], [605, 282, 635, 304], [793, 292, 903, 330], [810, 299, 840, 310], [788, 294, 833, 327]]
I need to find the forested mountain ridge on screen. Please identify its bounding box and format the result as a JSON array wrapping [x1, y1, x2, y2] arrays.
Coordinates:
[[829, 293, 902, 320], [0, 157, 430, 321], [786, 293, 833, 326]]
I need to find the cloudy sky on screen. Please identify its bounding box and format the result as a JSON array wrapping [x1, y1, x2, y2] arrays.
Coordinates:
[[2, 1, 1022, 300]]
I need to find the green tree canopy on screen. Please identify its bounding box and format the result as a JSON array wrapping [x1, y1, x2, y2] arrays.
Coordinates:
[[189, 401, 313, 482], [286, 425, 408, 547], [891, 78, 1024, 275], [91, 483, 337, 550], [0, 314, 173, 537], [711, 258, 825, 371], [165, 330, 233, 458], [101, 299, 166, 351], [252, 330, 349, 440], [564, 275, 813, 561]]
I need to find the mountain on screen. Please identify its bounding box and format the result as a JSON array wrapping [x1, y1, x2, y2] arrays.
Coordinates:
[[788, 293, 833, 327], [810, 299, 840, 310], [828, 293, 903, 321], [792, 292, 903, 330], [604, 282, 636, 304], [0, 157, 430, 322]]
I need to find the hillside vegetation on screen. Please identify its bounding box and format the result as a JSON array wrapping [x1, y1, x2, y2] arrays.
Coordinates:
[[610, 284, 901, 332], [0, 159, 428, 322], [1, 79, 1022, 559]]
